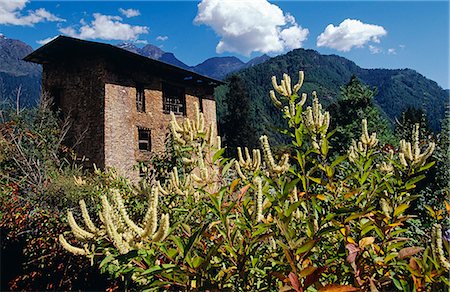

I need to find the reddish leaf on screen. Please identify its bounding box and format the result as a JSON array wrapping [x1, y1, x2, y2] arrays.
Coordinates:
[[398, 247, 424, 259], [345, 243, 360, 264], [319, 284, 360, 291], [304, 266, 326, 288], [289, 272, 300, 292]]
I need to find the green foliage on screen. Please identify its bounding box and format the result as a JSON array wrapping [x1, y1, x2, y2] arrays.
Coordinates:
[[0, 100, 120, 290], [60, 71, 448, 291], [220, 74, 260, 155], [329, 75, 395, 151]]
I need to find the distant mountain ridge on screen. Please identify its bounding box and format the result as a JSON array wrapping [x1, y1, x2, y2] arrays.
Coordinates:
[[116, 42, 269, 79], [0, 35, 41, 106]]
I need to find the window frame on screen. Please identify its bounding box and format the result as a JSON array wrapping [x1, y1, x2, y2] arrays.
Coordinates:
[[136, 85, 145, 113], [162, 82, 186, 116], [137, 127, 151, 152]]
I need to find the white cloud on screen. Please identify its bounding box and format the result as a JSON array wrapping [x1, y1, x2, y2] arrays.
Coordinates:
[[317, 19, 387, 52], [156, 35, 168, 41], [194, 0, 309, 56], [59, 13, 149, 41], [0, 0, 64, 26], [135, 39, 148, 45], [118, 8, 140, 18], [368, 45, 382, 54], [388, 48, 397, 55], [36, 35, 58, 45]]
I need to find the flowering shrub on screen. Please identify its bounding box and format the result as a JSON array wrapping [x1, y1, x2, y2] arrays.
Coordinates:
[[60, 71, 449, 291]]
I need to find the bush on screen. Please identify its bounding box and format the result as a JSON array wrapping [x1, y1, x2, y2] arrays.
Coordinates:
[[60, 71, 449, 291], [0, 100, 118, 290]]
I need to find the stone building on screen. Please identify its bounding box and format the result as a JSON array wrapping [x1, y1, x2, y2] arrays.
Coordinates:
[[24, 36, 222, 178]]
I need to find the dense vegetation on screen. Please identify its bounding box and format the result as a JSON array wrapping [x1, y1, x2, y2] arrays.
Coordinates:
[[2, 70, 448, 291]]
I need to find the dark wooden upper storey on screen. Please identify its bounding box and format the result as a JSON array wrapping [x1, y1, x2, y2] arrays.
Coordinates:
[[24, 35, 223, 98]]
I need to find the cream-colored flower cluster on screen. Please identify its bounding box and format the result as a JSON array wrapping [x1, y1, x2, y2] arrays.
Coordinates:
[[348, 119, 378, 162], [399, 124, 435, 168], [169, 102, 220, 150], [260, 135, 289, 175], [302, 92, 330, 151], [168, 103, 222, 193], [270, 72, 307, 121], [60, 187, 170, 256], [253, 177, 264, 222], [234, 147, 261, 180], [432, 224, 450, 270]]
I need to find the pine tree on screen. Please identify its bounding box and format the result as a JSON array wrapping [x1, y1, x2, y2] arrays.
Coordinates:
[[330, 75, 394, 152], [395, 106, 430, 141], [220, 75, 259, 156]]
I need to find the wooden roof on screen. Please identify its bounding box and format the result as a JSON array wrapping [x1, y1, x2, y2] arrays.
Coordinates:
[[24, 35, 224, 87]]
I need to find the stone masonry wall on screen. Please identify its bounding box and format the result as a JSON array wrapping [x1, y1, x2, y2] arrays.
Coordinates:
[[42, 59, 106, 168], [104, 80, 217, 179]]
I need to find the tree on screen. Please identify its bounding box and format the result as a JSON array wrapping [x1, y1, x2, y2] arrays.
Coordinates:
[[220, 75, 259, 156], [330, 75, 394, 152], [395, 106, 430, 141]]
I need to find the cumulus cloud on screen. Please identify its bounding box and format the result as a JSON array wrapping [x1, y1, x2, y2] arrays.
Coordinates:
[[36, 35, 58, 45], [368, 45, 382, 54], [118, 8, 140, 18], [156, 35, 168, 41], [0, 0, 64, 26], [194, 0, 309, 56], [317, 19, 387, 52], [59, 13, 148, 41], [388, 48, 397, 55]]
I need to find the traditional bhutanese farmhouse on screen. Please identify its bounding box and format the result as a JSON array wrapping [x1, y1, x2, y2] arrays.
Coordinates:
[[24, 36, 223, 178]]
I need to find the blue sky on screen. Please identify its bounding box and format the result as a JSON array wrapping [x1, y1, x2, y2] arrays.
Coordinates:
[[0, 1, 448, 88]]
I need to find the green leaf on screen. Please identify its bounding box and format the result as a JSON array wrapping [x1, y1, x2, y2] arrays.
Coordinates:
[[361, 225, 375, 237], [295, 128, 303, 147], [99, 255, 114, 269], [222, 159, 234, 176], [296, 239, 316, 255], [184, 225, 207, 258], [331, 155, 347, 168], [321, 138, 329, 156], [394, 204, 409, 217], [171, 236, 185, 255], [213, 148, 225, 163], [405, 174, 426, 190], [384, 252, 398, 263], [192, 256, 204, 269], [392, 278, 403, 291], [417, 161, 435, 172]]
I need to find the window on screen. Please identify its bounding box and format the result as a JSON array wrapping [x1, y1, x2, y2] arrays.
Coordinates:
[[136, 85, 145, 112], [49, 87, 62, 111], [163, 83, 185, 115], [198, 96, 204, 113], [138, 127, 151, 152]]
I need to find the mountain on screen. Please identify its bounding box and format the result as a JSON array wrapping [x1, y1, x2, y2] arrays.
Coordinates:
[[159, 53, 190, 70], [116, 42, 140, 54], [116, 42, 189, 69], [244, 54, 271, 68], [116, 42, 271, 79], [191, 55, 272, 80], [0, 35, 41, 107], [192, 57, 245, 80], [138, 43, 165, 59], [216, 48, 448, 144]]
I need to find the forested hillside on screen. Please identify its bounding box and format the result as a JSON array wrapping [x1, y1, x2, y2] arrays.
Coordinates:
[[216, 48, 448, 144]]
